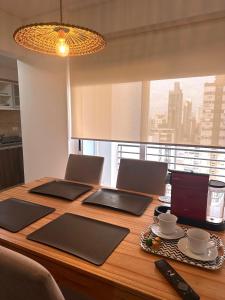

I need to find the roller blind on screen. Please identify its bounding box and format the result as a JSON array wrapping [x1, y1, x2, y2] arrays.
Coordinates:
[[70, 3, 225, 148], [71, 81, 150, 143], [71, 76, 225, 147]]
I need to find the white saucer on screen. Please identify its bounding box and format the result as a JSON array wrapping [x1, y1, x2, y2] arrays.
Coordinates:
[[151, 223, 185, 240], [178, 238, 218, 262]]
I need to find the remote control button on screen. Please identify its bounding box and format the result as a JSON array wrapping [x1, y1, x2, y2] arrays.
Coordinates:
[[178, 282, 189, 291], [167, 270, 176, 276]]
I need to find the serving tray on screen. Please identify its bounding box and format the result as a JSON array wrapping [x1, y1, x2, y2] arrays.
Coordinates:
[[140, 225, 225, 270]]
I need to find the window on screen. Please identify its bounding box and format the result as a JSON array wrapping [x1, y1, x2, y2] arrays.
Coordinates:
[[72, 74, 225, 185], [80, 140, 225, 187], [72, 75, 225, 148]]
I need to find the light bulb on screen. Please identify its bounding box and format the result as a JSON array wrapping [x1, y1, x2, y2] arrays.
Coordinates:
[[56, 38, 69, 57]]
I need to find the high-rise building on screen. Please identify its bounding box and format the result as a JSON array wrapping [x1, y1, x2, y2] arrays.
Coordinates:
[[201, 75, 225, 147], [200, 75, 225, 177], [167, 82, 183, 142], [149, 114, 175, 143], [182, 99, 192, 142], [190, 115, 200, 145]]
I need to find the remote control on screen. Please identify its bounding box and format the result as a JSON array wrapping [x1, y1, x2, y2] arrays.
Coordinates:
[[155, 259, 200, 300]]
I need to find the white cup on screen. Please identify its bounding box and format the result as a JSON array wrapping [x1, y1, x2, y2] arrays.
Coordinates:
[[158, 213, 177, 235], [187, 228, 216, 255]]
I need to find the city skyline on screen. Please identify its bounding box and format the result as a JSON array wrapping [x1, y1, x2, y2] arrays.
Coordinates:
[[149, 75, 225, 178], [149, 75, 215, 117], [149, 75, 225, 146], [79, 76, 225, 181]]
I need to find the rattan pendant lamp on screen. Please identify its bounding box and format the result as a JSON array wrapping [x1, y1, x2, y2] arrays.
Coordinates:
[[13, 0, 106, 57]]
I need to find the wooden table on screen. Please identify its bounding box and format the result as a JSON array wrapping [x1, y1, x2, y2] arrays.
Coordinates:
[[0, 177, 224, 300]]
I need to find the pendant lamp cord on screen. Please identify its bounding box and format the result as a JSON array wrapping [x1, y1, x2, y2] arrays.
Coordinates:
[[60, 0, 63, 23]]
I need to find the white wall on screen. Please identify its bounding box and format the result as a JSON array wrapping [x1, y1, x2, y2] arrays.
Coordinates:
[[17, 56, 68, 182], [0, 66, 18, 81], [0, 9, 23, 58]]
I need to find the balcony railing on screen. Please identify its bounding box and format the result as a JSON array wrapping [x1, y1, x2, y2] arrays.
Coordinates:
[[117, 143, 225, 180]]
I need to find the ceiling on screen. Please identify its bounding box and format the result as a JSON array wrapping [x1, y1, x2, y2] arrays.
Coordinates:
[[0, 0, 108, 70], [0, 0, 106, 20]]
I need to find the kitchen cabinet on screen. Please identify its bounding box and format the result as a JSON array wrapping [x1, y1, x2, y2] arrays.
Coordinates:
[[0, 145, 24, 190], [0, 80, 20, 110], [13, 83, 20, 108]]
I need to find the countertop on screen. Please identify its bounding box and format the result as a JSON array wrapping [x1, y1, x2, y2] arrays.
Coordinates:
[[0, 136, 22, 150], [0, 142, 22, 150]]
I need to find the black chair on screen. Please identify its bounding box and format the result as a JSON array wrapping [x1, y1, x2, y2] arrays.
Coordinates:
[[65, 154, 104, 185], [116, 158, 168, 195]]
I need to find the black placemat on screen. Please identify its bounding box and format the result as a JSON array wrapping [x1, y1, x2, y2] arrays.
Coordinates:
[[29, 180, 93, 201], [0, 198, 55, 233], [27, 213, 130, 265], [82, 188, 152, 216]]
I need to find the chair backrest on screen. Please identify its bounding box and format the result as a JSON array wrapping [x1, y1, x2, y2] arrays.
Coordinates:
[[116, 158, 168, 195], [0, 246, 65, 300], [65, 154, 104, 185]]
